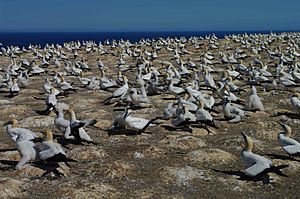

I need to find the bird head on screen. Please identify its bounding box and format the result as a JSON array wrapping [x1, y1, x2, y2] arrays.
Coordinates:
[[278, 122, 292, 137], [44, 129, 53, 141], [3, 118, 18, 128], [291, 92, 300, 98], [50, 87, 56, 94], [241, 132, 253, 152], [197, 98, 205, 109]]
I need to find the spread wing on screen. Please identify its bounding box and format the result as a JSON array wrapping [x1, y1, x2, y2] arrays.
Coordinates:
[[283, 145, 300, 155], [245, 161, 271, 177], [39, 149, 55, 160]]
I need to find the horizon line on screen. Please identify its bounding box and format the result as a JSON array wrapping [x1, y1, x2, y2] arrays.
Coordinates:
[[0, 29, 300, 33]]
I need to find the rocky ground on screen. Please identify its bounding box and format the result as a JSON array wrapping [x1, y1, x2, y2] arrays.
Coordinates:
[[0, 35, 300, 199]]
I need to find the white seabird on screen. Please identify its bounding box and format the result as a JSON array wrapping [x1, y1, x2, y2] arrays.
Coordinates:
[[278, 123, 300, 157], [67, 109, 96, 142], [4, 118, 37, 142], [39, 130, 66, 160], [241, 132, 273, 177], [103, 75, 129, 104], [290, 93, 300, 113], [247, 86, 264, 111]]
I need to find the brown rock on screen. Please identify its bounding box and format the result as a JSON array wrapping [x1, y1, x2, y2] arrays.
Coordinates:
[[94, 120, 111, 129], [142, 145, 166, 158], [69, 146, 108, 161], [192, 128, 209, 136], [104, 160, 135, 179], [160, 135, 206, 151], [161, 166, 210, 186], [12, 165, 44, 177], [19, 116, 54, 128], [0, 178, 27, 199], [186, 148, 236, 165], [1, 151, 20, 161], [59, 182, 120, 199]]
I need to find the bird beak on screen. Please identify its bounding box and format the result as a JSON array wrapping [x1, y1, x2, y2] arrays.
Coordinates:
[[241, 132, 247, 140], [3, 121, 12, 126], [278, 121, 285, 128]]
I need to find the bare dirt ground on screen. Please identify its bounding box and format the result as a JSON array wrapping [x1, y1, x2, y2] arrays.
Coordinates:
[[0, 35, 300, 199]]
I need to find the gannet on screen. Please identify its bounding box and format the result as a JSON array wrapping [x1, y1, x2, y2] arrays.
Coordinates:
[[17, 72, 29, 88], [87, 77, 101, 90], [43, 77, 53, 93], [172, 105, 196, 126], [124, 109, 157, 131], [204, 68, 216, 90], [290, 93, 300, 113], [168, 79, 185, 95], [67, 109, 96, 143], [54, 110, 73, 139], [162, 102, 177, 119], [278, 123, 300, 157], [4, 118, 37, 142], [96, 58, 105, 69], [196, 98, 215, 127], [9, 78, 20, 96], [78, 71, 90, 87], [99, 68, 118, 89], [103, 75, 129, 104], [46, 87, 58, 110], [39, 130, 66, 161], [58, 76, 77, 93], [247, 86, 264, 111], [30, 60, 45, 75], [223, 98, 245, 123], [241, 132, 273, 177], [15, 136, 37, 170], [129, 88, 151, 108]]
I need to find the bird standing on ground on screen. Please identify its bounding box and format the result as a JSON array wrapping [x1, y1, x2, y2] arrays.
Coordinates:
[[39, 130, 67, 161], [241, 132, 273, 177], [103, 75, 129, 104], [247, 86, 264, 111], [278, 123, 300, 157]]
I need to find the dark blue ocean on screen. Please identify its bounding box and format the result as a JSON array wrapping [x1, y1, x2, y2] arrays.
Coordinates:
[[0, 31, 296, 48]]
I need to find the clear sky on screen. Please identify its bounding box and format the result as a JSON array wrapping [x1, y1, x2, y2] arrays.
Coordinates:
[[0, 0, 299, 32]]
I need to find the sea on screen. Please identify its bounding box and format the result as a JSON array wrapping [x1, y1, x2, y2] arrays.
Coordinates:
[[0, 31, 297, 48]]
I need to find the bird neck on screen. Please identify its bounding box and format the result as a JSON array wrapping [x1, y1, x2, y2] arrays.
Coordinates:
[[244, 138, 253, 152], [69, 111, 76, 121], [284, 128, 292, 137], [45, 131, 53, 141]]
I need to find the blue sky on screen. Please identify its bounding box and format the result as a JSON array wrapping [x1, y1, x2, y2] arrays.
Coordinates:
[[0, 0, 299, 32]]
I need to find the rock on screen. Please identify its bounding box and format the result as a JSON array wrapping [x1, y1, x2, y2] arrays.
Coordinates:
[[105, 160, 135, 179], [1, 105, 29, 118], [278, 99, 290, 108], [256, 128, 281, 140], [160, 135, 206, 151], [133, 151, 145, 159], [19, 116, 54, 128], [70, 98, 100, 109], [0, 178, 27, 199], [142, 145, 165, 158], [161, 166, 210, 186], [192, 128, 209, 136], [0, 150, 19, 161], [57, 163, 71, 176], [69, 146, 108, 161], [94, 120, 111, 129], [250, 111, 269, 119], [0, 100, 12, 105], [59, 182, 120, 199], [11, 165, 44, 177], [186, 148, 236, 165]]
